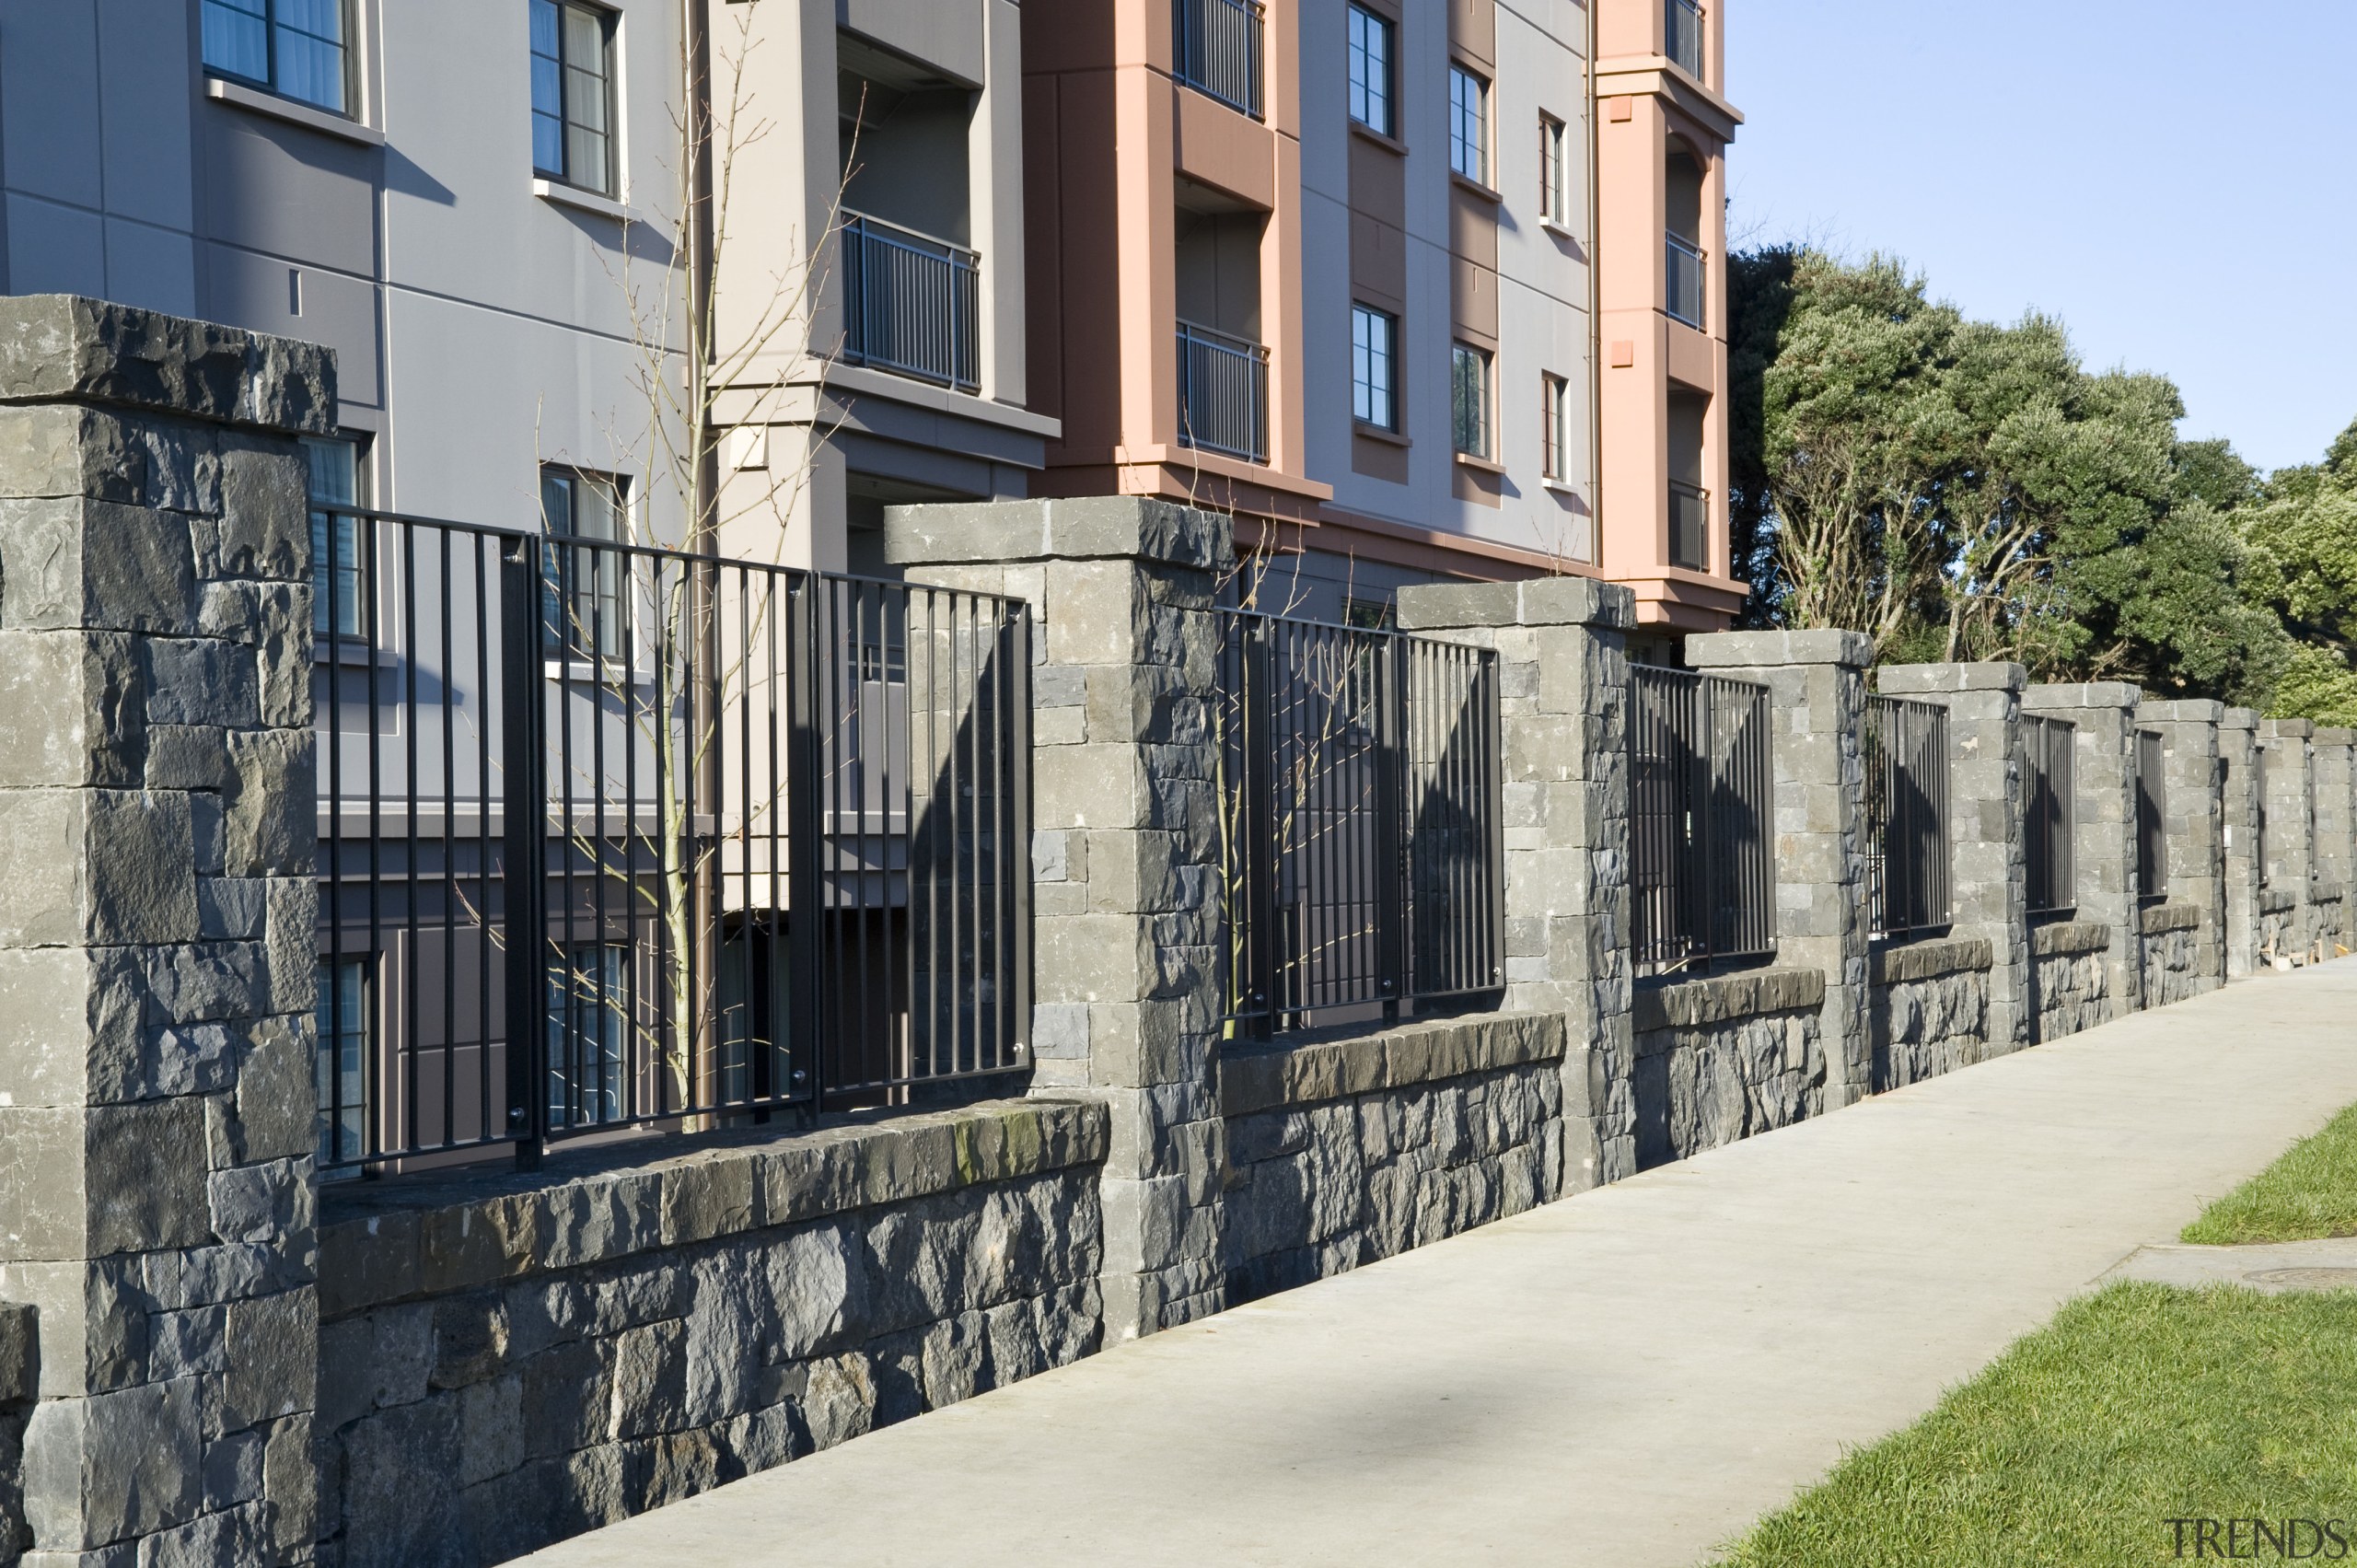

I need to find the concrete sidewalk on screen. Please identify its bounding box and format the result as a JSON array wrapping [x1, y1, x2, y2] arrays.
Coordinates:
[[522, 963, 2357, 1568]]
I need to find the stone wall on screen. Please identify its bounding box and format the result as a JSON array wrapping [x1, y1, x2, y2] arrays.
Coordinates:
[[2033, 922, 2112, 1040], [2259, 888, 2301, 969], [2312, 886, 2349, 962], [1869, 937, 1993, 1093], [2136, 904, 2205, 1009], [1219, 1014, 1566, 1303], [1631, 969, 1827, 1167], [312, 1101, 1106, 1568]]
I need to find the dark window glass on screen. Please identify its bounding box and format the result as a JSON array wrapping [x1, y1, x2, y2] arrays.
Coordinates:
[[1352, 304, 1397, 431], [533, 0, 617, 194], [203, 0, 348, 114], [1452, 343, 1491, 459], [1347, 6, 1393, 137]]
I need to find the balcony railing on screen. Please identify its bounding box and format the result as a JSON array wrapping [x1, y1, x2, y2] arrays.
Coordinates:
[[1177, 319, 1270, 465], [1174, 0, 1265, 119], [1669, 479, 1710, 570], [1666, 231, 1707, 330], [842, 213, 981, 393], [1666, 0, 1703, 77]]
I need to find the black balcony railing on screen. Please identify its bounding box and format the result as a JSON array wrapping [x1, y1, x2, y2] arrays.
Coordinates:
[[1216, 610, 1504, 1037], [1669, 479, 1710, 570], [2136, 727, 2168, 903], [1666, 231, 1707, 329], [842, 213, 981, 393], [1178, 319, 1271, 465], [1666, 0, 1703, 76], [1867, 694, 1952, 940], [2025, 714, 2076, 917], [1174, 0, 1265, 119], [1630, 666, 1775, 976]]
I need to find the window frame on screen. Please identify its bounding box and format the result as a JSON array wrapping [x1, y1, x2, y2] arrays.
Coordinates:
[[547, 942, 630, 1127], [540, 465, 633, 664], [1351, 303, 1399, 433], [531, 0, 621, 197], [1539, 113, 1569, 226], [1448, 65, 1491, 186], [201, 0, 354, 117], [1451, 342, 1492, 461], [1346, 5, 1396, 140], [306, 434, 372, 645], [315, 955, 371, 1166], [1541, 372, 1570, 482]]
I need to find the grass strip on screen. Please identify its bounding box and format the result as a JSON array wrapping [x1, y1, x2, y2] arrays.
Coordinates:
[[2183, 1099, 2357, 1245]]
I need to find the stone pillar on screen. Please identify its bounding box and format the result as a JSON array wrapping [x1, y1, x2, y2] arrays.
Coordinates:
[[1876, 662, 2030, 1056], [2221, 709, 2263, 979], [2311, 729, 2355, 893], [2141, 701, 2227, 992], [2022, 684, 2142, 1017], [885, 497, 1227, 1341], [0, 297, 330, 1564], [1685, 632, 1873, 1108], [2258, 718, 2316, 964], [1395, 577, 1637, 1192]]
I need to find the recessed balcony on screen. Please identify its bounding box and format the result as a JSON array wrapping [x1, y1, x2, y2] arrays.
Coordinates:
[[1666, 231, 1707, 331], [841, 213, 981, 394], [1174, 0, 1265, 120], [1670, 480, 1710, 571], [1666, 0, 1703, 78], [1177, 320, 1270, 465]]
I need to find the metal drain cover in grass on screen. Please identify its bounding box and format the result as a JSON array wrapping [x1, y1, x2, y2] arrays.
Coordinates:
[[2246, 1268, 2357, 1291]]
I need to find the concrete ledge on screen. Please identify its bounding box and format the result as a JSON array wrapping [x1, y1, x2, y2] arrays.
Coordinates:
[[1875, 662, 2026, 695], [2315, 882, 2349, 906], [2032, 920, 2112, 958], [2261, 888, 2298, 915], [0, 294, 335, 433], [1684, 630, 1870, 669], [1220, 1012, 1567, 1119], [318, 1098, 1109, 1319], [2142, 700, 2227, 723], [2317, 727, 2357, 748], [2138, 902, 2201, 935], [1871, 936, 1992, 986], [884, 496, 1230, 571], [1633, 967, 1826, 1034], [1394, 576, 1635, 633]]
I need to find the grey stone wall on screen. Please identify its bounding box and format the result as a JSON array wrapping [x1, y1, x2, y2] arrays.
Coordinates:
[[2313, 888, 2350, 962], [2314, 731, 2355, 894], [2222, 709, 2263, 979], [2259, 889, 2302, 969], [2141, 702, 2227, 995], [1631, 969, 1827, 1167], [2136, 905, 2204, 1008], [0, 296, 331, 1567], [2259, 720, 2316, 964], [2024, 684, 2142, 1017], [312, 1100, 1106, 1568], [2032, 922, 2112, 1040], [1870, 938, 1993, 1093], [0, 1304, 34, 1568], [1219, 1014, 1565, 1302]]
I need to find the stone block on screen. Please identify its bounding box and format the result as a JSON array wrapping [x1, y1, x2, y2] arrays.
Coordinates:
[[0, 296, 335, 433], [0, 631, 145, 788], [221, 730, 313, 878], [0, 497, 197, 635], [886, 496, 1229, 573], [0, 790, 198, 948], [212, 436, 308, 582], [22, 1375, 203, 1549]]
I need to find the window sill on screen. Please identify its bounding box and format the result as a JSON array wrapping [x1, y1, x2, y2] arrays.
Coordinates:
[[314, 639, 395, 668], [1454, 450, 1507, 476], [207, 77, 384, 146], [1539, 216, 1582, 241], [1541, 477, 1583, 498], [1353, 420, 1410, 448], [534, 179, 638, 225], [1348, 120, 1409, 157], [1449, 171, 1504, 205]]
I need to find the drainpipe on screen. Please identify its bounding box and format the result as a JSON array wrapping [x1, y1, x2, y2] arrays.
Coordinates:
[[1586, 0, 1604, 575], [684, 0, 719, 552]]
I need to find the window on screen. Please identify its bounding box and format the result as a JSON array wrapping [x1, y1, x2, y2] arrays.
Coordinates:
[[532, 0, 617, 195], [547, 944, 628, 1127], [1539, 114, 1569, 225], [315, 958, 368, 1165], [1343, 598, 1394, 631], [541, 467, 629, 660], [307, 436, 367, 641], [1347, 6, 1395, 138], [1541, 373, 1570, 482], [203, 0, 349, 114], [1451, 343, 1492, 459], [1352, 305, 1398, 431], [1448, 66, 1489, 185]]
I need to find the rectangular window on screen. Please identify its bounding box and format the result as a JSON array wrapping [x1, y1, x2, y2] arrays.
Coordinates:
[[547, 944, 628, 1127], [531, 0, 616, 195], [1542, 373, 1569, 482], [1343, 597, 1394, 631], [540, 467, 630, 660], [306, 436, 368, 641], [1452, 343, 1492, 459], [1352, 304, 1398, 431], [315, 957, 368, 1165], [1539, 114, 1568, 224], [203, 0, 349, 114], [1347, 6, 1394, 138], [1448, 66, 1489, 185]]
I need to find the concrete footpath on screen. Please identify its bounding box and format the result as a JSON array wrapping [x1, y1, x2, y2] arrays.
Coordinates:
[[523, 963, 2357, 1568]]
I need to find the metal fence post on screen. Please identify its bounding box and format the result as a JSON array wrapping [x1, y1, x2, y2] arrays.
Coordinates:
[[1239, 619, 1278, 1034], [502, 533, 552, 1169], [1376, 633, 1410, 1021], [784, 573, 828, 1115]]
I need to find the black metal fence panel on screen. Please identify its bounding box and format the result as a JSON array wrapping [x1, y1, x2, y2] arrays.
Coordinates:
[[1173, 0, 1265, 118], [2135, 726, 2167, 904], [1866, 693, 1952, 940], [1629, 667, 1774, 977], [314, 511, 1032, 1172], [2024, 714, 2076, 917], [1216, 610, 1503, 1036]]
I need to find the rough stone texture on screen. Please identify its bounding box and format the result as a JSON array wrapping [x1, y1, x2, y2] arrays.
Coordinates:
[[2138, 904, 2206, 1007], [0, 298, 329, 1566], [2313, 888, 2351, 963], [2222, 709, 2264, 979], [2259, 888, 2303, 969], [1878, 664, 2029, 1056], [2258, 720, 2316, 966], [1395, 578, 1637, 1191], [314, 1101, 1108, 1568], [2032, 921, 2113, 1040], [1631, 969, 1827, 1167], [887, 498, 1229, 1342], [2024, 684, 2142, 1019], [1869, 938, 1992, 1093], [2315, 732, 2356, 896], [0, 1302, 31, 1567], [2141, 702, 2228, 996], [1219, 1014, 1566, 1301], [1687, 632, 1872, 1109]]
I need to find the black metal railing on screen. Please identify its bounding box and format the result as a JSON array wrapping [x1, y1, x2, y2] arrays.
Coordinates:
[[1666, 0, 1703, 75], [1669, 479, 1710, 571], [1867, 693, 1951, 940], [1178, 320, 1271, 465], [1629, 666, 1775, 976], [842, 213, 982, 393], [1174, 0, 1265, 118], [2135, 727, 2167, 904], [1666, 231, 1707, 329], [313, 510, 1032, 1171], [2024, 714, 2076, 917], [1216, 610, 1504, 1036]]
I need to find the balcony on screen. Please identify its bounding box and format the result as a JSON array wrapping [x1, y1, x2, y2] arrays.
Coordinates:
[[1666, 0, 1703, 78], [841, 213, 981, 394], [1174, 0, 1265, 120], [1176, 320, 1269, 465], [1666, 231, 1707, 330], [1670, 480, 1710, 571]]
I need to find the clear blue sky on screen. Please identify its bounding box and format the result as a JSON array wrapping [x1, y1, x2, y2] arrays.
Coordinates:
[[1725, 1, 2357, 475]]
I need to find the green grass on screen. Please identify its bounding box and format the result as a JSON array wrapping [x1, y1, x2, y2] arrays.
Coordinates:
[[2182, 1099, 2357, 1245], [1713, 1283, 2357, 1567]]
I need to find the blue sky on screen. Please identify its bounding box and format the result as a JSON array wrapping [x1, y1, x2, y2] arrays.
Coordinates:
[[1725, 1, 2357, 475]]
